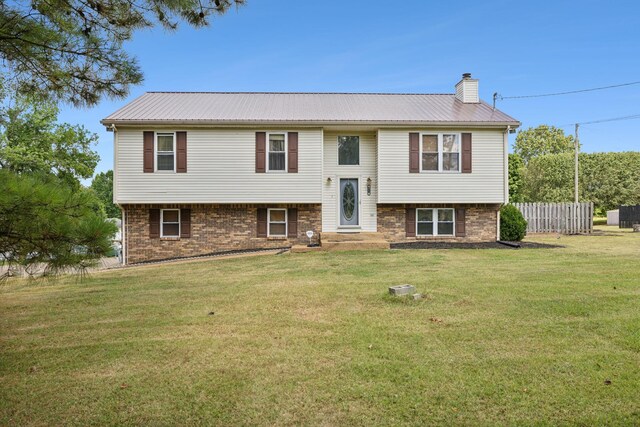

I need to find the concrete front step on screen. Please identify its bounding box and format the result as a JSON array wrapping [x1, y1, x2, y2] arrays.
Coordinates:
[[290, 232, 391, 253], [290, 245, 324, 253], [321, 240, 390, 251], [320, 232, 387, 242], [320, 232, 390, 251]]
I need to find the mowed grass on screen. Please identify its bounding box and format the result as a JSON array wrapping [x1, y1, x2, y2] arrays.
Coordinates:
[[1, 227, 639, 426]]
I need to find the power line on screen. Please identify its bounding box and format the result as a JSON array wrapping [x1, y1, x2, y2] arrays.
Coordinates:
[[495, 80, 640, 101], [493, 80, 640, 108], [557, 113, 640, 127], [578, 113, 640, 125]]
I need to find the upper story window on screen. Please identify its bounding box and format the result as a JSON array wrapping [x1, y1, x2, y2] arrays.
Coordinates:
[[421, 135, 438, 171], [161, 209, 180, 237], [156, 133, 175, 171], [421, 133, 460, 172], [417, 208, 454, 236], [267, 133, 286, 171], [338, 136, 359, 165]]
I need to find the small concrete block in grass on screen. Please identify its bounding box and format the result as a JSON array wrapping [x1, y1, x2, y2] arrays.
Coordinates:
[[389, 284, 416, 296]]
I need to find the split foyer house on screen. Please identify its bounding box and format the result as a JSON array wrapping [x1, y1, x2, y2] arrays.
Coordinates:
[[102, 74, 520, 264]]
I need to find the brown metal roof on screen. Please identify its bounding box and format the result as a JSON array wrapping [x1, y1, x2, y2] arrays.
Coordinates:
[[102, 92, 520, 126]]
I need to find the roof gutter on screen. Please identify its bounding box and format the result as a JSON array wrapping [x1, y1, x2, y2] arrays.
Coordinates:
[[99, 119, 521, 128]]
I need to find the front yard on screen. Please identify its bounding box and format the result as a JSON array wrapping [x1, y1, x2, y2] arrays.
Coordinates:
[[1, 227, 639, 425]]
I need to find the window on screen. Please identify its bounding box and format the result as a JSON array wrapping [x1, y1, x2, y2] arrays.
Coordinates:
[[417, 208, 434, 236], [156, 133, 175, 171], [268, 208, 287, 237], [268, 133, 286, 171], [442, 134, 460, 171], [161, 209, 180, 237], [421, 135, 438, 171], [437, 209, 454, 235], [420, 133, 460, 172], [416, 208, 455, 236], [338, 136, 359, 165]]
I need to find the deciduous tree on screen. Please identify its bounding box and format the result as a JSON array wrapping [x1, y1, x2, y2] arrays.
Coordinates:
[[508, 153, 526, 203], [0, 93, 99, 186], [514, 125, 576, 164], [522, 152, 640, 213], [91, 170, 120, 218]]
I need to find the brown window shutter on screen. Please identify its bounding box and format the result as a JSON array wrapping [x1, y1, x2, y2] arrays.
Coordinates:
[[406, 208, 416, 237], [143, 131, 154, 173], [149, 208, 160, 238], [180, 208, 191, 238], [287, 208, 298, 238], [461, 133, 472, 173], [256, 132, 266, 173], [455, 208, 466, 237], [288, 132, 298, 173], [257, 208, 267, 237], [176, 131, 187, 173], [409, 133, 420, 173]]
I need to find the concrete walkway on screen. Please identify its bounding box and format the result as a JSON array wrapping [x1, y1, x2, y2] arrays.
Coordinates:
[[1, 249, 288, 279]]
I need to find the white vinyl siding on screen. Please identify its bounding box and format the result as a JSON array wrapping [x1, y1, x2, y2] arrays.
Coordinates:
[[378, 129, 506, 204], [115, 128, 322, 203], [322, 131, 377, 232], [455, 79, 479, 103]]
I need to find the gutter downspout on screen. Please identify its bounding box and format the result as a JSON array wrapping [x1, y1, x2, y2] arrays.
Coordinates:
[[118, 203, 126, 265], [109, 124, 124, 265], [498, 126, 511, 240], [504, 126, 510, 205]]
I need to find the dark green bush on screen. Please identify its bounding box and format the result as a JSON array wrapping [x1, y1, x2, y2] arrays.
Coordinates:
[[500, 205, 527, 241]]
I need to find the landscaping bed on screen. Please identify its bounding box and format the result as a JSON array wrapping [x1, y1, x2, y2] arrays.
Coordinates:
[[391, 240, 563, 249]]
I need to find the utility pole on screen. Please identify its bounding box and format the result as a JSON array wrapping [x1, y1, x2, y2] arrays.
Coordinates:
[[574, 123, 580, 203]]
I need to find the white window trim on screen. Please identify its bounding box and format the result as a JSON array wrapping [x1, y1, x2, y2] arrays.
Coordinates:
[[416, 208, 455, 236], [267, 208, 288, 237], [337, 135, 360, 166], [419, 133, 461, 173], [160, 208, 180, 238], [266, 132, 288, 173], [155, 132, 176, 173]]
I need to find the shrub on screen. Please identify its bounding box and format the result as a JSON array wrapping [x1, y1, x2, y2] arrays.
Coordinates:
[[500, 205, 527, 241]]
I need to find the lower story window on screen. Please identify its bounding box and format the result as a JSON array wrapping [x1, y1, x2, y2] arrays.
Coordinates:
[[416, 208, 454, 236], [161, 209, 180, 237], [268, 208, 287, 237]]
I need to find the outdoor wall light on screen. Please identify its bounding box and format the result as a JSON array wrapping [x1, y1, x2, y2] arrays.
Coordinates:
[[326, 176, 332, 184], [367, 177, 372, 196]]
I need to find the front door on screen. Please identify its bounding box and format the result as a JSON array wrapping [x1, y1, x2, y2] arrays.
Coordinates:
[[339, 178, 359, 226]]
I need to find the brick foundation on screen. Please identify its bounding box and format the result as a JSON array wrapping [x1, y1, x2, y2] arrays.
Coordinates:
[[377, 204, 499, 242], [123, 204, 322, 264]]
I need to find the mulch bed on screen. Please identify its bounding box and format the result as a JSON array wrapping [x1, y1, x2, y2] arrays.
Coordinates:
[[391, 241, 563, 250]]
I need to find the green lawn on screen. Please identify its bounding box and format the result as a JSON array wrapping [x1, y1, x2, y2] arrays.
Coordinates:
[[1, 227, 639, 426]]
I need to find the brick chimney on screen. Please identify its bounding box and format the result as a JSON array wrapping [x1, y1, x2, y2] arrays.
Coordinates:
[[455, 73, 479, 103]]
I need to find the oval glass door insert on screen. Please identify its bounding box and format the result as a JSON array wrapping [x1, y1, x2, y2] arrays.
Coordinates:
[[342, 181, 356, 221]]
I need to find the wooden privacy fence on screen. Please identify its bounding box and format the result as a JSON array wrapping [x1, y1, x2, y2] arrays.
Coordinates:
[[512, 202, 594, 234], [619, 205, 640, 228]]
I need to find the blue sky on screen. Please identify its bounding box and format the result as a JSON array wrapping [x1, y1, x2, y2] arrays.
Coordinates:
[[57, 0, 640, 179]]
